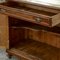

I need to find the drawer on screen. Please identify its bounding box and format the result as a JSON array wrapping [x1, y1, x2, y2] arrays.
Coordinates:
[[0, 5, 60, 27]]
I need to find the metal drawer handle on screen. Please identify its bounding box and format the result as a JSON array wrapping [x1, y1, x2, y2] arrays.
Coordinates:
[[0, 8, 6, 12], [34, 17, 42, 22]]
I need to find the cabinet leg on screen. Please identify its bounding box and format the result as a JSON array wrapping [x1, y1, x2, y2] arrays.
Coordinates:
[[7, 54, 12, 59]]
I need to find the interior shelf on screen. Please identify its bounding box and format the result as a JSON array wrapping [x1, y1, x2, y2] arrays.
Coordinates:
[[7, 39, 60, 60], [7, 12, 60, 60]]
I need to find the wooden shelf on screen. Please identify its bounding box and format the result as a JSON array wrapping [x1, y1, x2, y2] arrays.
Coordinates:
[[7, 39, 60, 60], [0, 1, 60, 60]]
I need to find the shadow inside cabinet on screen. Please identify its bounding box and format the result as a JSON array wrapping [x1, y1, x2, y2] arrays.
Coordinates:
[[7, 16, 60, 60]]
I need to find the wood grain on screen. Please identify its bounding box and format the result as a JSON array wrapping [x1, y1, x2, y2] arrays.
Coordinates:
[[0, 13, 9, 49], [0, 2, 60, 27], [23, 27, 60, 48], [7, 39, 60, 60]]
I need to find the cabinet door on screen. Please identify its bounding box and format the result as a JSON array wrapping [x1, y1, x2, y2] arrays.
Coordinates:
[[0, 13, 9, 49]]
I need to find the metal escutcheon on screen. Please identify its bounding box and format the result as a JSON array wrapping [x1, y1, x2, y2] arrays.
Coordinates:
[[0, 8, 6, 12], [34, 17, 42, 22]]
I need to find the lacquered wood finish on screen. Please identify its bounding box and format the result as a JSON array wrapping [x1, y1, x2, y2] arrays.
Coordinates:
[[7, 39, 60, 60], [0, 1, 60, 27], [7, 17, 60, 60], [0, 1, 60, 60], [0, 13, 9, 48], [8, 17, 60, 48]]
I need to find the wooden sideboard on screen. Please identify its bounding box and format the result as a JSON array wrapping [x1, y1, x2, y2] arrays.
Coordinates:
[[0, 1, 60, 60]]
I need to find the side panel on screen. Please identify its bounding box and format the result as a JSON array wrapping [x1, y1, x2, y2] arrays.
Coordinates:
[[0, 13, 9, 49]]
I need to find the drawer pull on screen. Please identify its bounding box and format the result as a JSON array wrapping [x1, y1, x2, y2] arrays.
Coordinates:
[[34, 17, 42, 22], [0, 8, 6, 12]]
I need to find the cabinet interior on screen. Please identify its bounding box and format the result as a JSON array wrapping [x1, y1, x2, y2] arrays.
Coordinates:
[[7, 17, 60, 60], [9, 17, 60, 34], [0, 1, 60, 60]]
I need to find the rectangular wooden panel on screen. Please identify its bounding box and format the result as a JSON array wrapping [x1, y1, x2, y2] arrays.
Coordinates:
[[6, 39, 60, 60], [0, 5, 60, 27], [23, 27, 60, 48], [0, 13, 9, 48]]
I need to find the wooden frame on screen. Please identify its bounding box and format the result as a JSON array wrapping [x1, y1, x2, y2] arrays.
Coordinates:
[[0, 1, 60, 60], [0, 2, 60, 27]]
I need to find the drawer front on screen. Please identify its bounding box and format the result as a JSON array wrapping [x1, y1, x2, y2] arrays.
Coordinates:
[[0, 5, 60, 27], [0, 8, 50, 27]]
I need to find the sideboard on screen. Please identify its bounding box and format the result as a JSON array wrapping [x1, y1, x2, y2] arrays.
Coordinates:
[[0, 1, 60, 60]]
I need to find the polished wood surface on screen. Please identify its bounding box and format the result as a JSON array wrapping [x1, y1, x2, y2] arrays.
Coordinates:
[[0, 13, 9, 48], [0, 1, 60, 60], [7, 39, 60, 60], [24, 27, 60, 48], [8, 17, 60, 48], [8, 18, 60, 59], [0, 1, 60, 27]]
